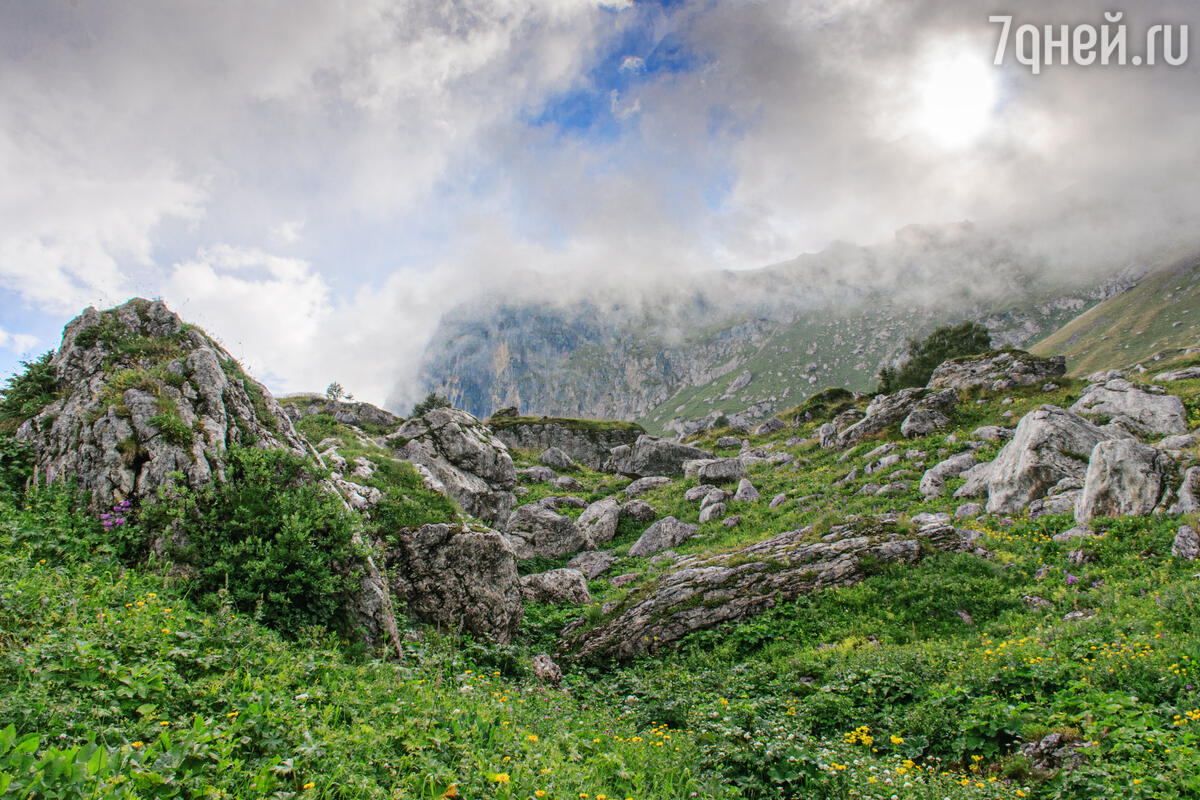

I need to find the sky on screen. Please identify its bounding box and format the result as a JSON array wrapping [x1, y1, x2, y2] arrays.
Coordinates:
[[1, 0, 1198, 410]]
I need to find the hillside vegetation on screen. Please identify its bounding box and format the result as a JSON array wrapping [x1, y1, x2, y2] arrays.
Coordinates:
[[3, 300, 1200, 799]]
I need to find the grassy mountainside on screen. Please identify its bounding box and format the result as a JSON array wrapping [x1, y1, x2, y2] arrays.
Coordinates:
[[1032, 256, 1200, 376], [5, 366, 1200, 798]]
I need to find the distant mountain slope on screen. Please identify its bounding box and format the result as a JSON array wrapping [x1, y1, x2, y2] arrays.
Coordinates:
[[1031, 254, 1200, 376], [410, 224, 1156, 433]]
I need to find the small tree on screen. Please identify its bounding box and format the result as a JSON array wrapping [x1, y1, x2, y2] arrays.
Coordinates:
[[411, 392, 451, 417], [325, 381, 345, 402], [877, 321, 992, 393]]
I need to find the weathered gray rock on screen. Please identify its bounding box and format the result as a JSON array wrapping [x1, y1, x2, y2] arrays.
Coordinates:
[[971, 425, 1013, 442], [392, 407, 518, 526], [1020, 733, 1088, 776], [817, 422, 840, 449], [733, 478, 760, 502], [981, 405, 1120, 514], [488, 417, 642, 471], [619, 499, 657, 524], [503, 503, 590, 559], [699, 489, 728, 510], [569, 518, 982, 661], [16, 299, 307, 509], [610, 435, 713, 478], [900, 408, 950, 438], [919, 451, 977, 496], [769, 492, 787, 509], [577, 497, 621, 545], [685, 484, 719, 502], [1155, 366, 1200, 382], [531, 654, 562, 685], [695, 457, 749, 484], [1169, 466, 1200, 514], [539, 446, 577, 471], [628, 516, 697, 557], [927, 350, 1066, 392], [1069, 379, 1187, 437], [1157, 432, 1198, 451], [567, 550, 618, 579], [754, 417, 787, 436], [625, 476, 672, 497], [698, 502, 727, 523], [386, 523, 522, 644], [280, 394, 400, 430], [1173, 525, 1200, 561], [1075, 438, 1170, 523], [554, 475, 583, 491], [836, 388, 957, 448], [954, 502, 984, 519], [716, 436, 742, 448], [520, 568, 591, 605], [518, 465, 558, 483], [538, 495, 586, 511], [1053, 525, 1094, 543]]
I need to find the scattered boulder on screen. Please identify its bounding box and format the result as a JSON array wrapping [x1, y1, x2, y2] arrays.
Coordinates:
[[927, 350, 1066, 392], [971, 425, 1013, 442], [386, 523, 523, 644], [698, 503, 727, 523], [610, 435, 714, 478], [685, 484, 719, 502], [979, 405, 1119, 514], [520, 569, 591, 605], [568, 550, 618, 579], [539, 446, 577, 471], [769, 493, 787, 509], [503, 503, 590, 559], [1070, 379, 1187, 436], [954, 502, 984, 520], [577, 497, 621, 545], [280, 394, 399, 430], [518, 465, 557, 483], [1020, 733, 1088, 777], [818, 422, 840, 449], [754, 417, 787, 436], [836, 388, 958, 448], [392, 407, 518, 526], [619, 499, 657, 524], [1052, 525, 1093, 543], [625, 476, 672, 498], [694, 457, 748, 484], [716, 436, 742, 448], [900, 408, 950, 438], [1173, 525, 1200, 561], [919, 451, 977, 497], [553, 475, 583, 491], [628, 516, 698, 558], [1154, 366, 1200, 382], [531, 654, 562, 685], [569, 518, 983, 661], [1075, 438, 1170, 523], [723, 515, 741, 528], [733, 478, 760, 502]]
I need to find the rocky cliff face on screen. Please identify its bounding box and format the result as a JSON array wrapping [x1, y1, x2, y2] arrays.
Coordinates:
[[411, 229, 1145, 433], [17, 299, 307, 507]]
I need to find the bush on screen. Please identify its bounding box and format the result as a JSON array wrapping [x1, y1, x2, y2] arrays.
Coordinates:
[[410, 392, 451, 417], [137, 446, 360, 638], [877, 321, 992, 393], [0, 353, 59, 434]]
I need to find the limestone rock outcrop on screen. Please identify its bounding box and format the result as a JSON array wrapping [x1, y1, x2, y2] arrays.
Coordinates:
[[1074, 438, 1170, 522], [1069, 378, 1187, 437], [16, 299, 306, 508], [609, 435, 713, 478], [927, 350, 1066, 392]]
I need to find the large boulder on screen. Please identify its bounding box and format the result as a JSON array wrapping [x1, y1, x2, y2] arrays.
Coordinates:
[[1075, 439, 1171, 522], [391, 407, 517, 526], [628, 516, 697, 557], [520, 568, 591, 605], [836, 388, 957, 448], [385, 523, 523, 644], [487, 415, 643, 471], [609, 435, 713, 478], [1170, 466, 1200, 514], [16, 299, 307, 508], [280, 395, 400, 430], [693, 457, 748, 484], [576, 496, 621, 546], [503, 503, 590, 559], [981, 405, 1120, 514], [1069, 379, 1187, 437], [927, 350, 1066, 392], [569, 518, 982, 661], [919, 451, 977, 497]]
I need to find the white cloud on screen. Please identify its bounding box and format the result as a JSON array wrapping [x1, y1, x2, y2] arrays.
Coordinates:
[[0, 326, 37, 355], [619, 55, 645, 72]]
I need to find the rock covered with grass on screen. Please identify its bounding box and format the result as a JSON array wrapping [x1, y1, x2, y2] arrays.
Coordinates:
[[16, 299, 306, 508], [927, 350, 1066, 392]]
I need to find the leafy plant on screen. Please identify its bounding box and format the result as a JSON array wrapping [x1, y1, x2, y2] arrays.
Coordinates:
[[0, 352, 59, 434], [877, 322, 992, 393], [411, 392, 451, 417]]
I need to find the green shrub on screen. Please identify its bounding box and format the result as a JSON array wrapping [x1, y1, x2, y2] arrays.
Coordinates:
[[137, 446, 360, 638], [877, 321, 992, 393], [410, 392, 451, 417], [0, 352, 59, 433]]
